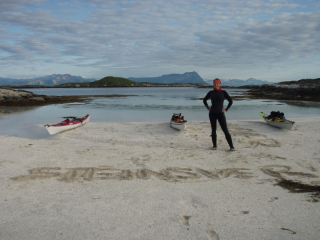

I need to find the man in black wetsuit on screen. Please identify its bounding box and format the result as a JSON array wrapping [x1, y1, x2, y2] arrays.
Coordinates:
[[203, 78, 235, 151]]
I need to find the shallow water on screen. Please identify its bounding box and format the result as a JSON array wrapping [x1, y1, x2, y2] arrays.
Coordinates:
[[1, 87, 320, 139]]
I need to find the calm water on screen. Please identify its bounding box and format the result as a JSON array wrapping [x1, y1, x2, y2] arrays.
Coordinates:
[[1, 87, 320, 139]]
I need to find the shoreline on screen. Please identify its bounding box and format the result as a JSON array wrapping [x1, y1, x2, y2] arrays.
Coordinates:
[[0, 116, 319, 140], [0, 116, 319, 139], [1, 87, 320, 109], [1, 118, 320, 239]]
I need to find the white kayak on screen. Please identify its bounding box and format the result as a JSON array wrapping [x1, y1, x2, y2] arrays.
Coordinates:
[[259, 112, 295, 130], [45, 114, 90, 135], [170, 121, 187, 131], [170, 113, 187, 131]]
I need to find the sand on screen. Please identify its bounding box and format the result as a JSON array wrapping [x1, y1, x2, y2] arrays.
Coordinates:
[[1, 118, 320, 239]]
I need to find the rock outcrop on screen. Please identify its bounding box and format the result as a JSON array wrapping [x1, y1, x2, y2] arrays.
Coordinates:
[[245, 78, 320, 102], [0, 88, 89, 106]]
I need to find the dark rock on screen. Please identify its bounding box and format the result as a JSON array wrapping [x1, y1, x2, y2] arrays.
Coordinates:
[[245, 78, 320, 102], [0, 88, 90, 106]]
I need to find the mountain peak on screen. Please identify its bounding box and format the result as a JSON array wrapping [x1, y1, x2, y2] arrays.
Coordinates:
[[0, 74, 96, 86], [205, 78, 272, 86]]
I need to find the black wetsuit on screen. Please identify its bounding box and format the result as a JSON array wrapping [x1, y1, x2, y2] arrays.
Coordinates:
[[203, 90, 234, 148]]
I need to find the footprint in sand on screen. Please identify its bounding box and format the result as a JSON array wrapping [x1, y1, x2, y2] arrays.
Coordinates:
[[267, 197, 278, 202], [178, 215, 191, 226], [130, 155, 151, 168], [207, 224, 220, 240]]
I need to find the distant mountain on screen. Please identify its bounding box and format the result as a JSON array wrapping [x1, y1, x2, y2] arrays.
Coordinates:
[[205, 78, 272, 86], [59, 76, 137, 87], [57, 76, 207, 88], [128, 71, 208, 85], [0, 77, 26, 86], [0, 74, 96, 86]]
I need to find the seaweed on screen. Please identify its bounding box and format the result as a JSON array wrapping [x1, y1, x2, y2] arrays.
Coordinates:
[[275, 179, 320, 193]]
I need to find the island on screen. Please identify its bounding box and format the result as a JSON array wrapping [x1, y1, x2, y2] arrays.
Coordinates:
[[243, 78, 320, 102], [1, 77, 320, 107]]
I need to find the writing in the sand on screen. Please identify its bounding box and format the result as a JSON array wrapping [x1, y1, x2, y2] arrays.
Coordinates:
[[11, 167, 253, 182]]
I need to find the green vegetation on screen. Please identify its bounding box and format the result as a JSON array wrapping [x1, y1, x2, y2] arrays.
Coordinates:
[[3, 75, 209, 88], [91, 76, 136, 86], [55, 76, 136, 87], [54, 76, 208, 88]]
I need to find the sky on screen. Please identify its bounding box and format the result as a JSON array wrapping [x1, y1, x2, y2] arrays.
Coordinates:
[[0, 0, 319, 82]]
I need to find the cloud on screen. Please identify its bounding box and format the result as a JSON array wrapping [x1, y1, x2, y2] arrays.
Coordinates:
[[0, 0, 43, 13], [0, 0, 319, 80], [194, 12, 320, 65]]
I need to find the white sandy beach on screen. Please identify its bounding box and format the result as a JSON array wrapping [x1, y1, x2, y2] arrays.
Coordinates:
[[1, 118, 320, 240]]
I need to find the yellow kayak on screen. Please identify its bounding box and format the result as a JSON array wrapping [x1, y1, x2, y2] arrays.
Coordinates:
[[260, 112, 295, 130]]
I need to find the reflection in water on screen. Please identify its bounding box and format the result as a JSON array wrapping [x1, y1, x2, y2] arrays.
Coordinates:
[[0, 106, 55, 139], [279, 100, 320, 108], [0, 87, 320, 139], [0, 106, 40, 115]]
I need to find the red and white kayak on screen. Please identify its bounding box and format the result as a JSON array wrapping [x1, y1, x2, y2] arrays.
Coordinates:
[[45, 114, 90, 135]]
